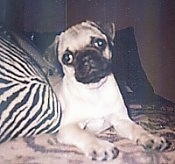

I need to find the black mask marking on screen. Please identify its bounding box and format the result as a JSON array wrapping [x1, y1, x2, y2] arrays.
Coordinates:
[[75, 49, 112, 84]]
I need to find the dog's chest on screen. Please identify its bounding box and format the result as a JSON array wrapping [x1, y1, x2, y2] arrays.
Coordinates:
[[59, 75, 123, 125]]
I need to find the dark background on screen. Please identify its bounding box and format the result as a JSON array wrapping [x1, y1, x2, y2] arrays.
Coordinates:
[[0, 0, 175, 102]]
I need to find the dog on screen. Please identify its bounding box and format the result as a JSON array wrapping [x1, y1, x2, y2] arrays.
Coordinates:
[[48, 21, 168, 161]]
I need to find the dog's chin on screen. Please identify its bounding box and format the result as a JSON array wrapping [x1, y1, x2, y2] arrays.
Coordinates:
[[88, 76, 108, 89], [75, 69, 112, 88], [77, 75, 109, 89], [75, 72, 108, 84], [75, 64, 112, 84]]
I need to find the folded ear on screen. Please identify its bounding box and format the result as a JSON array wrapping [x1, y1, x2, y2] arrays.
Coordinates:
[[86, 20, 115, 41], [44, 35, 60, 66], [43, 35, 64, 76], [96, 22, 115, 41]]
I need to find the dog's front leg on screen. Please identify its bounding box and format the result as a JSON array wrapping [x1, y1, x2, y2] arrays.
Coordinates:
[[57, 123, 119, 161], [110, 115, 168, 151]]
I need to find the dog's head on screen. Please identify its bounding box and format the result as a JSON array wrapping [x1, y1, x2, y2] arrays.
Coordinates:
[[51, 21, 115, 84]]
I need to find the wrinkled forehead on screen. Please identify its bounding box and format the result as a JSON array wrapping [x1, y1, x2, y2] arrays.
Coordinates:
[[58, 22, 106, 53]]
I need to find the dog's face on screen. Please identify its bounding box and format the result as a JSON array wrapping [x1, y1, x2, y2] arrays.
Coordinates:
[[56, 21, 115, 84]]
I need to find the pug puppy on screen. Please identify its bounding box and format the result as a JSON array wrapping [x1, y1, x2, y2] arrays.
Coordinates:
[[49, 21, 168, 161]]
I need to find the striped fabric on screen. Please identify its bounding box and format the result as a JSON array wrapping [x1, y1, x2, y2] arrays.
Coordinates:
[[0, 34, 62, 143]]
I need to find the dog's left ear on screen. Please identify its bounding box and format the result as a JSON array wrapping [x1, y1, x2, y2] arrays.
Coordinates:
[[96, 22, 115, 41], [86, 20, 115, 41]]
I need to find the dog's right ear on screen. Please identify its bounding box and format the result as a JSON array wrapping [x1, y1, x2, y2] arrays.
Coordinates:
[[44, 35, 64, 76], [44, 35, 60, 65]]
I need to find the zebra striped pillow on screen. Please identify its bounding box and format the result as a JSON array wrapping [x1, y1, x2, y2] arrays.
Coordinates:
[[0, 31, 62, 143]]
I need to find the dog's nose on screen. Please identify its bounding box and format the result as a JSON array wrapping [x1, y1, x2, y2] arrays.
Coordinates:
[[82, 54, 96, 68], [76, 50, 101, 67]]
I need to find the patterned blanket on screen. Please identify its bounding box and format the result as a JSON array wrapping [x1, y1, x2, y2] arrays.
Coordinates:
[[0, 105, 175, 164]]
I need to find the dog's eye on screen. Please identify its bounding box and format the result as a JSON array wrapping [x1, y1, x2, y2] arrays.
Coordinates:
[[93, 38, 106, 50], [62, 52, 74, 65]]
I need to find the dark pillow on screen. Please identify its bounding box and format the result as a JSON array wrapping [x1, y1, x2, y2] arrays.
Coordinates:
[[112, 27, 174, 107]]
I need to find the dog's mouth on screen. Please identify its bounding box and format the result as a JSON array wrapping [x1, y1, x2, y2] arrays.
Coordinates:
[[74, 49, 112, 84]]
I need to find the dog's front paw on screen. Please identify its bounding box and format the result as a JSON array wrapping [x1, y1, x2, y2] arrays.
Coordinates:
[[136, 133, 168, 151], [85, 139, 119, 161]]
